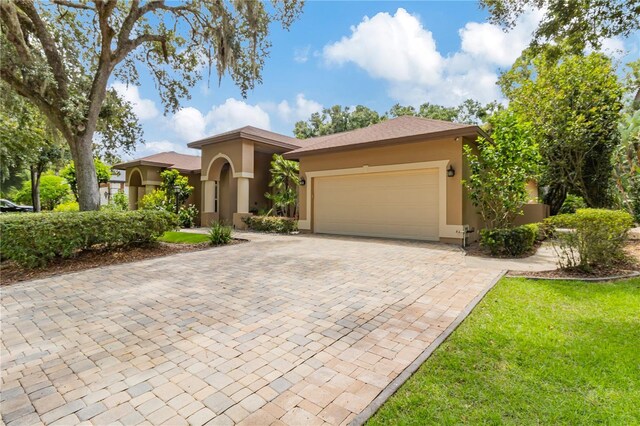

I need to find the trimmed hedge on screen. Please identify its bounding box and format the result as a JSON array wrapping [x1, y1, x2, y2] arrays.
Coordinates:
[[545, 208, 633, 270], [0, 210, 178, 267], [242, 215, 298, 233], [480, 224, 538, 257]]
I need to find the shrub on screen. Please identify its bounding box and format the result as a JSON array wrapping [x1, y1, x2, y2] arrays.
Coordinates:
[[139, 189, 169, 211], [546, 208, 633, 270], [480, 225, 538, 257], [111, 191, 128, 211], [558, 194, 587, 214], [208, 221, 232, 245], [242, 215, 298, 233], [178, 204, 199, 228], [0, 210, 178, 268], [53, 201, 79, 212]]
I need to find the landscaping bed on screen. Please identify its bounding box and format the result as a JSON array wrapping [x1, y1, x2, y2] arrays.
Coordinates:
[[368, 277, 640, 425]]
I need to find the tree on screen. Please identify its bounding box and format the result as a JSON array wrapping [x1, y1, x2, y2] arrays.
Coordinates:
[[159, 169, 193, 213], [1, 1, 302, 211], [463, 110, 540, 229], [0, 87, 65, 211], [502, 52, 623, 214], [15, 173, 71, 211], [480, 0, 640, 54], [60, 159, 112, 201], [294, 105, 383, 139], [265, 154, 300, 217], [388, 100, 501, 125]]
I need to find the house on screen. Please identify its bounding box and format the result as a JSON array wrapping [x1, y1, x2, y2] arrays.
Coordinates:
[[114, 116, 549, 244]]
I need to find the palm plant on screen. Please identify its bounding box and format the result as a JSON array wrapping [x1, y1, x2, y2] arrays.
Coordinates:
[[265, 154, 300, 217]]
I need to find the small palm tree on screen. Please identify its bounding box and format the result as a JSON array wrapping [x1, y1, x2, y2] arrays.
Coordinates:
[[265, 154, 300, 217]]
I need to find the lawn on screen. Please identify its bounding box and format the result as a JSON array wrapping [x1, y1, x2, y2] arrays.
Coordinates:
[[368, 277, 640, 425], [158, 231, 209, 244]]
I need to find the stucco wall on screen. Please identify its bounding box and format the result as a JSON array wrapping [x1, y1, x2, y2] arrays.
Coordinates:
[[250, 151, 273, 214], [298, 137, 468, 235]]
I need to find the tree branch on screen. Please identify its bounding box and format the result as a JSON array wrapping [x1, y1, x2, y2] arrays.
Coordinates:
[[51, 0, 94, 10], [112, 33, 167, 64], [14, 0, 69, 100]]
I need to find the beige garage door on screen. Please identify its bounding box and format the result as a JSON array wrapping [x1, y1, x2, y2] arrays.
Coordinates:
[[313, 168, 439, 240]]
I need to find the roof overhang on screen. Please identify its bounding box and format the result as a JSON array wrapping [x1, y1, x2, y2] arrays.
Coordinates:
[[284, 126, 488, 160], [187, 131, 301, 151], [112, 160, 200, 174]]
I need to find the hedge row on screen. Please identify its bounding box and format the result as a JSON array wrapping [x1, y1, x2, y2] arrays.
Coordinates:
[[480, 224, 538, 257], [0, 210, 178, 267], [242, 215, 298, 233]]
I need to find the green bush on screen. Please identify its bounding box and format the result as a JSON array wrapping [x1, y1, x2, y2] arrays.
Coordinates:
[[53, 201, 79, 212], [0, 210, 178, 268], [558, 194, 587, 214], [480, 225, 538, 257], [546, 208, 633, 270], [242, 215, 298, 233], [178, 204, 199, 228], [208, 221, 232, 245]]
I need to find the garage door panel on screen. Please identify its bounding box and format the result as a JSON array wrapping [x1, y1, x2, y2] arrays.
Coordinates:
[[314, 169, 439, 240]]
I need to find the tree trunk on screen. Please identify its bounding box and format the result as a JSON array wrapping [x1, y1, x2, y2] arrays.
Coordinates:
[[544, 184, 567, 215], [30, 165, 41, 212], [72, 133, 100, 211]]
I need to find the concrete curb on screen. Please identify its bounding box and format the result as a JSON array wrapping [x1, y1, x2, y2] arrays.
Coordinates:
[[349, 270, 507, 426], [507, 270, 640, 282]]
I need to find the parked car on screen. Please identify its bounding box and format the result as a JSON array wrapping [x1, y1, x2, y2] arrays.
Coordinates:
[[0, 199, 34, 213]]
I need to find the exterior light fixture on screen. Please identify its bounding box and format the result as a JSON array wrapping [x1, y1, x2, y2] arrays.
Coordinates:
[[300, 178, 306, 186], [447, 165, 455, 177]]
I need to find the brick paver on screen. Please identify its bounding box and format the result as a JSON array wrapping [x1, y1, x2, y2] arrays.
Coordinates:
[[1, 234, 502, 425]]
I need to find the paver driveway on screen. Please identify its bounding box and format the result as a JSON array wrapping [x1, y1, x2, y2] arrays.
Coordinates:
[[1, 234, 503, 426]]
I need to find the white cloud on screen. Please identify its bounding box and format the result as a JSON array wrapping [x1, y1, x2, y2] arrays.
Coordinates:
[[206, 98, 271, 133], [111, 82, 159, 120], [276, 94, 323, 122], [171, 107, 207, 141], [294, 45, 311, 63], [322, 8, 544, 106]]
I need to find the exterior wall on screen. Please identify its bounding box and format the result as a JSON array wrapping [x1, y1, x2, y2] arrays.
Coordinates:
[[513, 203, 551, 226], [298, 137, 468, 243], [461, 137, 482, 243]]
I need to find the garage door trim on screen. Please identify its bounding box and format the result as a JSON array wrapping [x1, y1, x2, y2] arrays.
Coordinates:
[[299, 160, 464, 239]]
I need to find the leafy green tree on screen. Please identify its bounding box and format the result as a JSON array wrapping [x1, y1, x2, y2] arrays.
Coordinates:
[[388, 100, 501, 125], [265, 154, 300, 217], [463, 110, 540, 229], [0, 85, 67, 211], [159, 169, 194, 213], [1, 1, 302, 211], [480, 0, 640, 54], [60, 159, 111, 201], [15, 173, 72, 210], [502, 52, 623, 214], [294, 105, 383, 139]]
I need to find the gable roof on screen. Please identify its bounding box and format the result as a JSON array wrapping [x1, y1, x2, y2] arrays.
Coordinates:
[[187, 126, 306, 150], [284, 116, 487, 158], [113, 151, 201, 172]]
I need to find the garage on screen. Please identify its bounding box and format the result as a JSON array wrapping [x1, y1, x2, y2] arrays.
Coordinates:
[[313, 168, 439, 240]]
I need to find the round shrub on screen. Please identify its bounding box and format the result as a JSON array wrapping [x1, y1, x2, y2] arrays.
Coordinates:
[[559, 194, 587, 214], [480, 225, 538, 257], [0, 210, 178, 268], [546, 208, 633, 270]]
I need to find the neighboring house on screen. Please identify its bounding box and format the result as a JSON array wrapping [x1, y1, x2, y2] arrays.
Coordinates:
[[114, 116, 549, 244], [99, 169, 128, 206]]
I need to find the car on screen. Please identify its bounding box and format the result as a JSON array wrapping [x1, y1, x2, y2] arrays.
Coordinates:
[[0, 199, 34, 213]]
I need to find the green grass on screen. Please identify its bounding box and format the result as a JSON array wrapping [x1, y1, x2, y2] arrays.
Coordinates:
[[158, 231, 209, 244], [368, 277, 640, 425]]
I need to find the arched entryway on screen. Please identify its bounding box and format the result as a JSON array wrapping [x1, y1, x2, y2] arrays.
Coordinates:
[[127, 168, 144, 210], [202, 156, 239, 226]]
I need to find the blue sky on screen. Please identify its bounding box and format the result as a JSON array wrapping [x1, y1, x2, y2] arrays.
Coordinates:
[[113, 1, 639, 159]]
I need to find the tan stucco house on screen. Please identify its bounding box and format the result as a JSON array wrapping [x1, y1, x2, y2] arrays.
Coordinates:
[[115, 116, 548, 244]]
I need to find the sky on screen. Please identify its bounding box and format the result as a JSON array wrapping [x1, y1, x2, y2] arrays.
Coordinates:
[[113, 1, 639, 160]]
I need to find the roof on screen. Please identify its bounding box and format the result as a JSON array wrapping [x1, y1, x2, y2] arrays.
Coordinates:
[[187, 126, 305, 150], [284, 116, 487, 158], [113, 151, 201, 172]]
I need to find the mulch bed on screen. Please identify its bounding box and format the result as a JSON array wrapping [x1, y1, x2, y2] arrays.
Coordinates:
[[507, 240, 640, 280], [0, 239, 245, 286]]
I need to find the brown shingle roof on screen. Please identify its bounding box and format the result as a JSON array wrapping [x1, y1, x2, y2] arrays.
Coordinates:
[[284, 116, 486, 158], [113, 151, 201, 172], [187, 126, 307, 150]]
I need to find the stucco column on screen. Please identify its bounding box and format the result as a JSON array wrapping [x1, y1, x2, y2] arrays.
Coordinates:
[[145, 184, 157, 194], [128, 187, 138, 210], [236, 177, 249, 214]]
